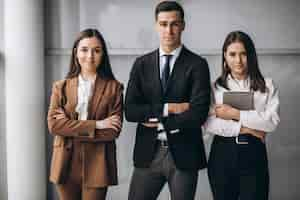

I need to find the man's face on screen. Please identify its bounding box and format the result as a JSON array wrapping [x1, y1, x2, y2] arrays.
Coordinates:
[[156, 11, 185, 51]]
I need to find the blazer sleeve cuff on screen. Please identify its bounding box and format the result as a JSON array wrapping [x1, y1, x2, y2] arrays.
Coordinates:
[[145, 103, 164, 122], [76, 120, 96, 138]]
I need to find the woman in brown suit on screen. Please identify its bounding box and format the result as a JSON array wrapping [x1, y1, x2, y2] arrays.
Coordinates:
[[47, 28, 123, 200]]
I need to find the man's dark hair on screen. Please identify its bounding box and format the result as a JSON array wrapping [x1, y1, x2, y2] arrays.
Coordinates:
[[155, 1, 184, 21]]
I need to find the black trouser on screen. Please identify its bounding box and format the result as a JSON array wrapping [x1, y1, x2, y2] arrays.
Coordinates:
[[208, 135, 269, 200], [128, 143, 199, 200]]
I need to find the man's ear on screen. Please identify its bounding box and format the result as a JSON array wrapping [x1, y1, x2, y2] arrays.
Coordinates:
[[155, 21, 159, 32]]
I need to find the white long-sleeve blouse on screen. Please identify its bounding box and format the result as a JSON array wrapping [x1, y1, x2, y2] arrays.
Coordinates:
[[203, 75, 280, 137]]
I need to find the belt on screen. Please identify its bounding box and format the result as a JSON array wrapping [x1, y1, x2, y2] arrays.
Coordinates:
[[214, 134, 261, 145], [157, 140, 168, 148]]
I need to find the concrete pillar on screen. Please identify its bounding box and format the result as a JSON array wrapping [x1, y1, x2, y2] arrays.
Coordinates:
[[4, 0, 46, 199]]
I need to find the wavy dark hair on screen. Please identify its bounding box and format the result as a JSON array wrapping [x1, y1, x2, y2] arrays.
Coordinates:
[[66, 28, 115, 80], [215, 31, 266, 93]]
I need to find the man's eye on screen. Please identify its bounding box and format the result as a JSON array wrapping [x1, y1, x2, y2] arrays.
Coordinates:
[[172, 22, 180, 27]]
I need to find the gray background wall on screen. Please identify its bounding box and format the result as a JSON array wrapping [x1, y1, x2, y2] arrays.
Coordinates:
[[1, 0, 300, 199]]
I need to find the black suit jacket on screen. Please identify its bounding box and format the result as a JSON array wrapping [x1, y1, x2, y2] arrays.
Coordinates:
[[125, 46, 211, 170]]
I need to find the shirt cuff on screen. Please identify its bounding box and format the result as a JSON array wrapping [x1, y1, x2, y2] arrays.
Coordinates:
[[157, 122, 164, 131], [163, 103, 169, 117], [96, 120, 105, 129], [239, 110, 247, 126], [233, 121, 242, 136]]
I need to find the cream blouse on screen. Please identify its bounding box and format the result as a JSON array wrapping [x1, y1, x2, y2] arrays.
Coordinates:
[[75, 75, 95, 120]]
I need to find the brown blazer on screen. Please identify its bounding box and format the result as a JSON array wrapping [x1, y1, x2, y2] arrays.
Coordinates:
[[47, 76, 123, 187]]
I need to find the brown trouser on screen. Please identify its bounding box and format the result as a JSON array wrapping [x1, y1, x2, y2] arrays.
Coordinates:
[[56, 140, 107, 200]]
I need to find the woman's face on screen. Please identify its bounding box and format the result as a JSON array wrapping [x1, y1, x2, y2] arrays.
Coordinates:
[[76, 36, 102, 72], [224, 41, 248, 80]]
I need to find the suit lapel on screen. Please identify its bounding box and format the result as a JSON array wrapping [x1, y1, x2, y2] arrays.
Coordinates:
[[64, 76, 108, 119], [88, 76, 108, 119], [151, 49, 164, 97], [165, 46, 187, 94], [65, 77, 78, 113]]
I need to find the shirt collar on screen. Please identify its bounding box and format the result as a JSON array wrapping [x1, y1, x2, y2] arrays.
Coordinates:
[[228, 73, 249, 81], [159, 45, 183, 59], [227, 74, 250, 89], [78, 74, 95, 85]]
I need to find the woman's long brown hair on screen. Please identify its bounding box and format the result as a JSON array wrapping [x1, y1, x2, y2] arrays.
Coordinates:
[[66, 28, 115, 80]]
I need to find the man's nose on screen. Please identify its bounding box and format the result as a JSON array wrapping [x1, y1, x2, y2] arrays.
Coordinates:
[[166, 24, 172, 34]]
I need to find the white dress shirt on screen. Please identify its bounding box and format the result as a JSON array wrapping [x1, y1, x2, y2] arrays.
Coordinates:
[[75, 75, 95, 120], [203, 75, 280, 137], [157, 45, 183, 141]]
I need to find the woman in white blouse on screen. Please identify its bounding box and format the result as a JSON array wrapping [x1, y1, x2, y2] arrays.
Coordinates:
[[204, 31, 280, 200], [48, 29, 123, 200]]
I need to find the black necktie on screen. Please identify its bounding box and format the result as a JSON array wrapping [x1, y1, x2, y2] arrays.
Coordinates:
[[162, 55, 172, 91]]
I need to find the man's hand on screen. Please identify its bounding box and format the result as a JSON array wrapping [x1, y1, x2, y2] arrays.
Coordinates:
[[215, 104, 240, 121], [141, 102, 190, 128], [168, 103, 190, 114], [142, 123, 159, 128]]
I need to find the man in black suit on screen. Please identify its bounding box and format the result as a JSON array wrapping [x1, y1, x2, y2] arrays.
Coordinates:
[[125, 1, 211, 200]]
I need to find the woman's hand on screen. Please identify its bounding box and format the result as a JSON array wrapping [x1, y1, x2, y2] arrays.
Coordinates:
[[96, 115, 122, 131], [215, 104, 240, 121], [240, 126, 266, 143], [52, 108, 66, 119]]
